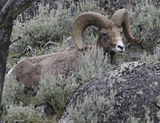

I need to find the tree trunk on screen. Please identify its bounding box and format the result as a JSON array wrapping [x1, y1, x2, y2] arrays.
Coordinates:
[[0, 21, 13, 109], [0, 0, 36, 116]]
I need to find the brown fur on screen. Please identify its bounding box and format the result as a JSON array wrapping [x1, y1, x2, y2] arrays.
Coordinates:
[[96, 26, 122, 52], [95, 25, 122, 64], [8, 46, 93, 88]]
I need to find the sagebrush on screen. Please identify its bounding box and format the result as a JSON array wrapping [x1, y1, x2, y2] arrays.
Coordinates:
[[7, 105, 42, 123], [2, 76, 25, 106], [36, 74, 78, 118], [128, 0, 160, 52]]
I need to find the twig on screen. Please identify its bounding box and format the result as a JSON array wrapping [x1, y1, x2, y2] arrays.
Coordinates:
[[11, 37, 21, 44], [43, 41, 59, 48], [12, 45, 35, 58], [14, 120, 25, 123]]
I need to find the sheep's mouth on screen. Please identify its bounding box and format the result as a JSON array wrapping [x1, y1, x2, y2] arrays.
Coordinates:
[[112, 48, 125, 54], [118, 50, 125, 53], [116, 50, 127, 55], [118, 51, 123, 54]]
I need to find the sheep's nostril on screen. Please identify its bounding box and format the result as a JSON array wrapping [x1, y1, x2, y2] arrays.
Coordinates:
[[118, 45, 124, 50]]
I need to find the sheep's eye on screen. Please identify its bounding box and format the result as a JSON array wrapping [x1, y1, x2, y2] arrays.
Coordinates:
[[99, 32, 109, 41], [104, 34, 109, 40], [100, 32, 107, 37]]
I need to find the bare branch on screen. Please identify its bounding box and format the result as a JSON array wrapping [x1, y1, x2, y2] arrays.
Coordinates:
[[0, 0, 36, 29], [0, 0, 7, 10], [0, 0, 17, 23], [11, 0, 36, 19]]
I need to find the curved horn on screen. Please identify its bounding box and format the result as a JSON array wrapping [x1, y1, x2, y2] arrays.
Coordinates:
[[112, 9, 142, 45], [72, 12, 113, 49]]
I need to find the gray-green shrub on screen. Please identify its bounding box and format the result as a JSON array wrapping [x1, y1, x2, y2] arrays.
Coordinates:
[[68, 96, 106, 123], [2, 76, 25, 106], [75, 0, 103, 14], [156, 96, 160, 120], [7, 105, 42, 123], [36, 74, 78, 118], [67, 89, 116, 123], [128, 0, 160, 51], [75, 48, 111, 85], [12, 4, 73, 53], [140, 51, 160, 63]]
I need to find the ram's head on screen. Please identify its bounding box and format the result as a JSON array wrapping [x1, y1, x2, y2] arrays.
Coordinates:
[[72, 9, 142, 63]]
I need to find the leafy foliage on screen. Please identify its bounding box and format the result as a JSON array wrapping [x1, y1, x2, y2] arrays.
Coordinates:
[[67, 89, 116, 123], [156, 96, 160, 120], [7, 105, 42, 123], [75, 47, 111, 85], [128, 0, 160, 51], [36, 74, 78, 119], [2, 76, 25, 106], [68, 96, 107, 123], [140, 51, 160, 63], [12, 4, 73, 53]]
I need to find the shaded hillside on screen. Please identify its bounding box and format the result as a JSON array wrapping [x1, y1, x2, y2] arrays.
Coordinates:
[[19, 0, 160, 21], [60, 62, 160, 123]]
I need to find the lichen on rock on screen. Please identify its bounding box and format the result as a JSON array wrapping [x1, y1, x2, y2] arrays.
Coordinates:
[[60, 61, 160, 123]]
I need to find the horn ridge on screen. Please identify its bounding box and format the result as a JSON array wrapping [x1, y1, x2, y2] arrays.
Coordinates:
[[112, 9, 142, 45], [72, 12, 113, 49]]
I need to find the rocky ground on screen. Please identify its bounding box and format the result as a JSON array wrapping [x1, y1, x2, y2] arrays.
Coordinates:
[[60, 61, 160, 123]]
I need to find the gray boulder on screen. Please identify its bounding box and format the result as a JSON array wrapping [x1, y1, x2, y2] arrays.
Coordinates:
[[60, 62, 160, 123]]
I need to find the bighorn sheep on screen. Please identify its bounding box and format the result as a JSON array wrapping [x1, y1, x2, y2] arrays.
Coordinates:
[[8, 9, 141, 88], [72, 8, 141, 63]]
